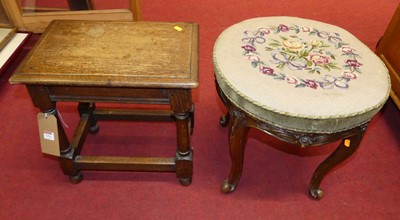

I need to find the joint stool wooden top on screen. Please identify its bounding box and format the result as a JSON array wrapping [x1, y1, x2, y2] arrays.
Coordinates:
[[11, 20, 198, 88], [10, 20, 199, 185], [213, 17, 390, 199]]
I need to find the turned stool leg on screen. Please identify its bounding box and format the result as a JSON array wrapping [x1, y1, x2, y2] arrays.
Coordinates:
[[27, 86, 82, 183], [221, 109, 250, 193], [51, 107, 82, 184], [309, 125, 367, 199], [169, 89, 194, 186], [175, 112, 193, 186], [78, 102, 99, 134]]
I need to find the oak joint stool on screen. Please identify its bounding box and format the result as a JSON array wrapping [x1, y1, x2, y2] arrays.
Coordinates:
[[10, 20, 199, 185], [213, 17, 390, 199]]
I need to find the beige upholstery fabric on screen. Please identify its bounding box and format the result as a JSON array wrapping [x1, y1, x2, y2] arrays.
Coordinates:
[[213, 17, 390, 133]]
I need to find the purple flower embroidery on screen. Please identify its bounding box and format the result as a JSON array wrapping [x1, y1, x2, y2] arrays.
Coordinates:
[[346, 59, 362, 68], [260, 66, 275, 75], [278, 24, 289, 32], [242, 45, 256, 52], [304, 80, 318, 89]]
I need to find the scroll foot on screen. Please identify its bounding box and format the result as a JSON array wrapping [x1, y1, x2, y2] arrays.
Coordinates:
[[309, 188, 324, 200], [221, 179, 236, 193]]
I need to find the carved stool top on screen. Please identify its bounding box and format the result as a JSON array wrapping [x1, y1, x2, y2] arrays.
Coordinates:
[[213, 17, 390, 133]]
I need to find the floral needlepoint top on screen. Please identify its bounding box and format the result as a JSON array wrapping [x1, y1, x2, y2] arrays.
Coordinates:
[[241, 24, 363, 89]]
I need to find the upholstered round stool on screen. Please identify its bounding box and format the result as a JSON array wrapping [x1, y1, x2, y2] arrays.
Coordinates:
[[213, 17, 390, 199]]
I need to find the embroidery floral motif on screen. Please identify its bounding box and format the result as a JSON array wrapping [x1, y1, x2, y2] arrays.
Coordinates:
[[241, 24, 362, 89]]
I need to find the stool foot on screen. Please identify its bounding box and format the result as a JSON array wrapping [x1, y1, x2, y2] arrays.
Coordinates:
[[69, 172, 83, 184], [179, 177, 192, 186], [176, 150, 193, 186], [221, 179, 236, 193], [88, 124, 99, 134], [309, 188, 324, 200]]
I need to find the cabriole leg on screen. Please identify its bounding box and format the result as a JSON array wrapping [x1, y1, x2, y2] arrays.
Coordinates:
[[309, 125, 367, 199], [221, 108, 249, 193]]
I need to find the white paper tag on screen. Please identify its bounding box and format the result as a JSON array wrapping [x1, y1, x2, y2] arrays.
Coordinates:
[[43, 131, 55, 141]]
